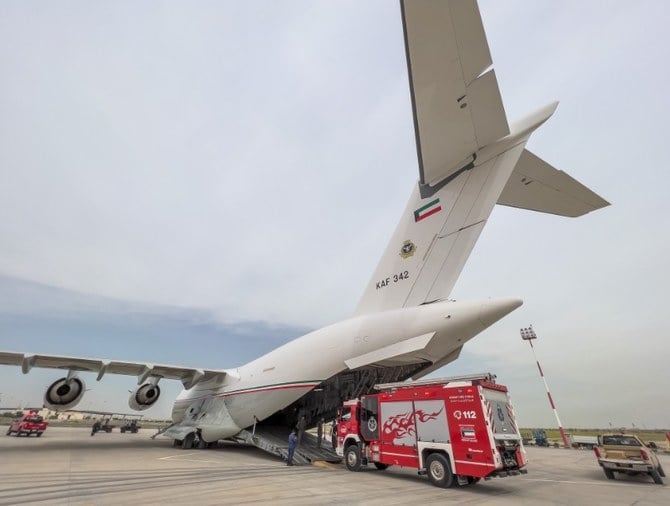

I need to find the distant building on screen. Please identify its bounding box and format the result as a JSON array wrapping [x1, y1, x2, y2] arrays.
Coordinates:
[[56, 410, 85, 421], [21, 408, 85, 421]]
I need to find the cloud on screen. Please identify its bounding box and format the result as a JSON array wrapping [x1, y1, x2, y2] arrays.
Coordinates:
[[0, 1, 669, 427]]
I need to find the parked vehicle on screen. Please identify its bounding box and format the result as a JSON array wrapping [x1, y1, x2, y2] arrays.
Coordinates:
[[6, 413, 48, 437], [336, 373, 527, 488], [594, 434, 665, 484], [568, 434, 599, 449], [120, 421, 141, 433], [532, 429, 548, 447], [91, 419, 115, 435]]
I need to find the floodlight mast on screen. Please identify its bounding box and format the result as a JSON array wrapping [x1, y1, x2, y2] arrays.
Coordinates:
[[520, 326, 570, 449]]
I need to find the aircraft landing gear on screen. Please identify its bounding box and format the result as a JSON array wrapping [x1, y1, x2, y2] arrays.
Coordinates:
[[174, 429, 218, 449], [178, 432, 196, 449]]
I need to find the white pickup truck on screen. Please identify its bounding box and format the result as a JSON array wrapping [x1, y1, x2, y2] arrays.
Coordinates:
[[594, 434, 665, 484]]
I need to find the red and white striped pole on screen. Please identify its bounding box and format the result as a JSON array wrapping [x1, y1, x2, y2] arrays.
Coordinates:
[[520, 326, 570, 449]]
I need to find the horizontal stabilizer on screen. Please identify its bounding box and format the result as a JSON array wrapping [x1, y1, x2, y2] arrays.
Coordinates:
[[498, 149, 610, 217], [344, 332, 435, 370]]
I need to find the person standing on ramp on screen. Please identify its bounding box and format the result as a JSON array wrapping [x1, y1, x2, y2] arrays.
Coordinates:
[[287, 429, 298, 466]]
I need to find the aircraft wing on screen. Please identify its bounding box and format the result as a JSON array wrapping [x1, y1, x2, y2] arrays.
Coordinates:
[[401, 0, 509, 187], [0, 351, 230, 389]]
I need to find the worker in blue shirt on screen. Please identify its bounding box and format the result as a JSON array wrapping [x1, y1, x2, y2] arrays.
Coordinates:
[[287, 429, 298, 466]]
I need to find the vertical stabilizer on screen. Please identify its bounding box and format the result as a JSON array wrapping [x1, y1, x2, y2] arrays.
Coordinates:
[[355, 0, 609, 317], [355, 141, 527, 315]]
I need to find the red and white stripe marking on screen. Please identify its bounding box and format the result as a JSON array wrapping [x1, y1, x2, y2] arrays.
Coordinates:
[[529, 339, 570, 448]]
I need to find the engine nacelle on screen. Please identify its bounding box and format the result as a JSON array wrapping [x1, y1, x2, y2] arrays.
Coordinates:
[[129, 382, 161, 411], [43, 376, 86, 411]]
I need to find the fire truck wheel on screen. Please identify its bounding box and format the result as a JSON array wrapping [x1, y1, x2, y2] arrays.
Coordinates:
[[650, 469, 663, 485], [658, 465, 666, 478], [426, 453, 454, 488], [345, 445, 363, 472], [373, 463, 389, 471], [603, 469, 615, 480]]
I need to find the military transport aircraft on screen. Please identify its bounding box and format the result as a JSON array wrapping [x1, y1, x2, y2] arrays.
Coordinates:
[[0, 0, 608, 450]]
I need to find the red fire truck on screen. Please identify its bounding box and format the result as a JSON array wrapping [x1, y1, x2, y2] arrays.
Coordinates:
[[336, 373, 527, 488]]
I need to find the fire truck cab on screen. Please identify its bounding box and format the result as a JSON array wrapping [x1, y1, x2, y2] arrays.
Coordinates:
[[336, 373, 527, 488]]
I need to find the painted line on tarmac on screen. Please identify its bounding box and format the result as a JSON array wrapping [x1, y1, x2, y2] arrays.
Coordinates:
[[157, 452, 277, 467], [162, 457, 228, 464], [158, 452, 227, 464], [158, 452, 200, 460]]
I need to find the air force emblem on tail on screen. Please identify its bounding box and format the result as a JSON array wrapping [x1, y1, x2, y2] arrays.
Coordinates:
[[374, 240, 415, 290], [399, 240, 416, 259]]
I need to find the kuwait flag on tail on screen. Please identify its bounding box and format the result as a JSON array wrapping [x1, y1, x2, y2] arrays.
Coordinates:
[[414, 198, 442, 222]]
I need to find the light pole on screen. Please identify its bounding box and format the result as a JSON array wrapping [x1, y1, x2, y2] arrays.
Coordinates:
[[520, 326, 570, 449]]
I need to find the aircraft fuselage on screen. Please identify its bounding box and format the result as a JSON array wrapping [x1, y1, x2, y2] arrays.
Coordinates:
[[171, 297, 521, 442]]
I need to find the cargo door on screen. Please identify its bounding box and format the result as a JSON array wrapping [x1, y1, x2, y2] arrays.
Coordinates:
[[379, 400, 419, 467], [444, 385, 496, 477]]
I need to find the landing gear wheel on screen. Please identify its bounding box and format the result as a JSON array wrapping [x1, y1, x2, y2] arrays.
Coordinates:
[[604, 469, 615, 480], [345, 445, 362, 472], [650, 469, 664, 485], [426, 453, 454, 488], [373, 463, 389, 470], [182, 432, 196, 449]]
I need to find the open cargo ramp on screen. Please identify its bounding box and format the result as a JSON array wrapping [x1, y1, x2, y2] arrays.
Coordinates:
[[233, 425, 340, 466]]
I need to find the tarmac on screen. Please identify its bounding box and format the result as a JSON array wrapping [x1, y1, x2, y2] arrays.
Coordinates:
[[0, 427, 668, 505]]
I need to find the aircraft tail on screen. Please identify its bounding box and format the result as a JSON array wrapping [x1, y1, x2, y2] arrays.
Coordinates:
[[355, 139, 529, 316], [354, 1, 610, 316]]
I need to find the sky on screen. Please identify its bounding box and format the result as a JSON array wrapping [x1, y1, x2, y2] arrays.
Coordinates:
[[1, 0, 669, 429]]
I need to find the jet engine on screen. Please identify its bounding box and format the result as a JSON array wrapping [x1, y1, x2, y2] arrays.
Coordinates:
[[44, 376, 86, 411], [129, 382, 161, 411]]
